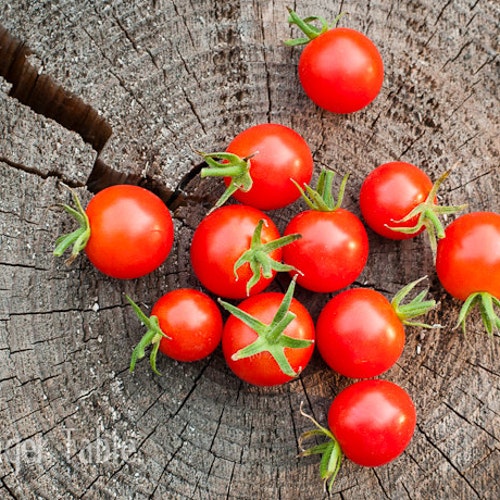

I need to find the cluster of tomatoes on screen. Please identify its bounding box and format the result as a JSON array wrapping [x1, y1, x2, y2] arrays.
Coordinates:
[[54, 8, 500, 493]]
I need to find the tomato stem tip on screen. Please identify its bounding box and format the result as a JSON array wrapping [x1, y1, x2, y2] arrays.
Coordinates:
[[391, 276, 437, 328], [298, 402, 343, 492], [455, 292, 500, 336], [125, 294, 171, 375], [385, 168, 467, 254], [234, 219, 302, 296], [53, 187, 91, 265]]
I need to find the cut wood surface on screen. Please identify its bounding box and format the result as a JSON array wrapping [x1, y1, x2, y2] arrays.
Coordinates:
[[1, 1, 498, 498]]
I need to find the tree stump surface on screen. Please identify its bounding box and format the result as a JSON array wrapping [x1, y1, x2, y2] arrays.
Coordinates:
[[1, 1, 498, 498]]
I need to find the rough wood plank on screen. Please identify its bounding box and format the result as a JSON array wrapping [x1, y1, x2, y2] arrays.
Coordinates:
[[1, 0, 499, 499]]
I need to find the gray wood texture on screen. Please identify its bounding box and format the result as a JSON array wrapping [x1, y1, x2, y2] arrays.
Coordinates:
[[1, 1, 498, 498]]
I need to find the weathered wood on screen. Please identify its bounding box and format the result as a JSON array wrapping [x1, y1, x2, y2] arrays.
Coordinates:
[[1, 1, 498, 499]]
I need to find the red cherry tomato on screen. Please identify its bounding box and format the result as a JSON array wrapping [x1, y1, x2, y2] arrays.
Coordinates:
[[190, 205, 285, 299], [84, 185, 174, 279], [221, 290, 315, 386], [328, 380, 416, 467], [297, 28, 384, 113], [152, 289, 223, 362], [359, 162, 434, 239], [316, 288, 405, 378], [436, 212, 500, 301], [283, 208, 369, 293], [224, 123, 313, 210]]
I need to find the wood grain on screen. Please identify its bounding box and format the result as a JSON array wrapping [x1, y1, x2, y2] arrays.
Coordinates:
[[1, 1, 498, 498]]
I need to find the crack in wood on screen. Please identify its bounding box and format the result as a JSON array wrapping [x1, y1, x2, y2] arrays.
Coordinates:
[[0, 24, 202, 211], [0, 24, 112, 152]]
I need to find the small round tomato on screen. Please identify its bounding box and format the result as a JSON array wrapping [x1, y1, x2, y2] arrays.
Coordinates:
[[316, 288, 405, 378], [221, 283, 315, 386], [286, 10, 383, 113], [283, 208, 369, 293], [329, 380, 416, 467], [54, 185, 174, 279], [436, 212, 500, 301], [151, 289, 223, 362], [299, 28, 384, 113], [359, 162, 434, 239], [127, 289, 223, 374], [201, 123, 313, 211], [190, 204, 293, 299]]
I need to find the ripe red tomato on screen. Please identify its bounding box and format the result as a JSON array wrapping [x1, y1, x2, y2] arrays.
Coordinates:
[[127, 289, 223, 374], [203, 123, 313, 210], [287, 9, 384, 114], [359, 162, 434, 239], [190, 204, 289, 299], [55, 185, 174, 279], [283, 208, 369, 293], [151, 289, 223, 362], [221, 286, 315, 386], [328, 380, 416, 467], [436, 212, 500, 301], [316, 288, 405, 378]]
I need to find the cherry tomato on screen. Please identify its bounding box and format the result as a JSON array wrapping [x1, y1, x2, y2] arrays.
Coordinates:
[[316, 288, 405, 378], [359, 162, 434, 239], [287, 10, 384, 114], [127, 289, 223, 374], [283, 208, 369, 293], [151, 289, 223, 362], [202, 123, 313, 211], [221, 285, 315, 386], [329, 380, 416, 467], [85, 186, 174, 279], [55, 185, 174, 279], [190, 205, 289, 299], [436, 212, 500, 301]]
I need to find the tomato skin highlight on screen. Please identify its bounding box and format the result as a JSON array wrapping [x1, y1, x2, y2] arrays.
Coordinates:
[[359, 162, 433, 239], [222, 292, 315, 386], [283, 208, 369, 293], [224, 123, 313, 210], [436, 212, 500, 301], [298, 28, 384, 114], [84, 185, 174, 279], [328, 380, 416, 467], [316, 288, 405, 378], [152, 289, 223, 362], [190, 205, 283, 299]]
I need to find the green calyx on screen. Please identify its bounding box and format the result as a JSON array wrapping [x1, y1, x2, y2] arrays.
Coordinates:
[[293, 168, 349, 212], [53, 188, 91, 265], [126, 295, 170, 376], [235, 219, 302, 296], [284, 7, 345, 46], [198, 150, 256, 211], [391, 276, 438, 328], [385, 168, 467, 254], [456, 292, 500, 336], [218, 278, 313, 378], [298, 402, 343, 493]]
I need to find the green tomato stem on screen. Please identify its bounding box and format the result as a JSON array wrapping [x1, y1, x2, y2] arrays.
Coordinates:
[[298, 402, 343, 493], [126, 295, 170, 376], [218, 278, 313, 378], [385, 168, 467, 254], [234, 219, 302, 296], [293, 169, 349, 212], [456, 292, 500, 336], [284, 8, 345, 46], [198, 150, 256, 211], [391, 276, 437, 328], [53, 187, 91, 265]]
